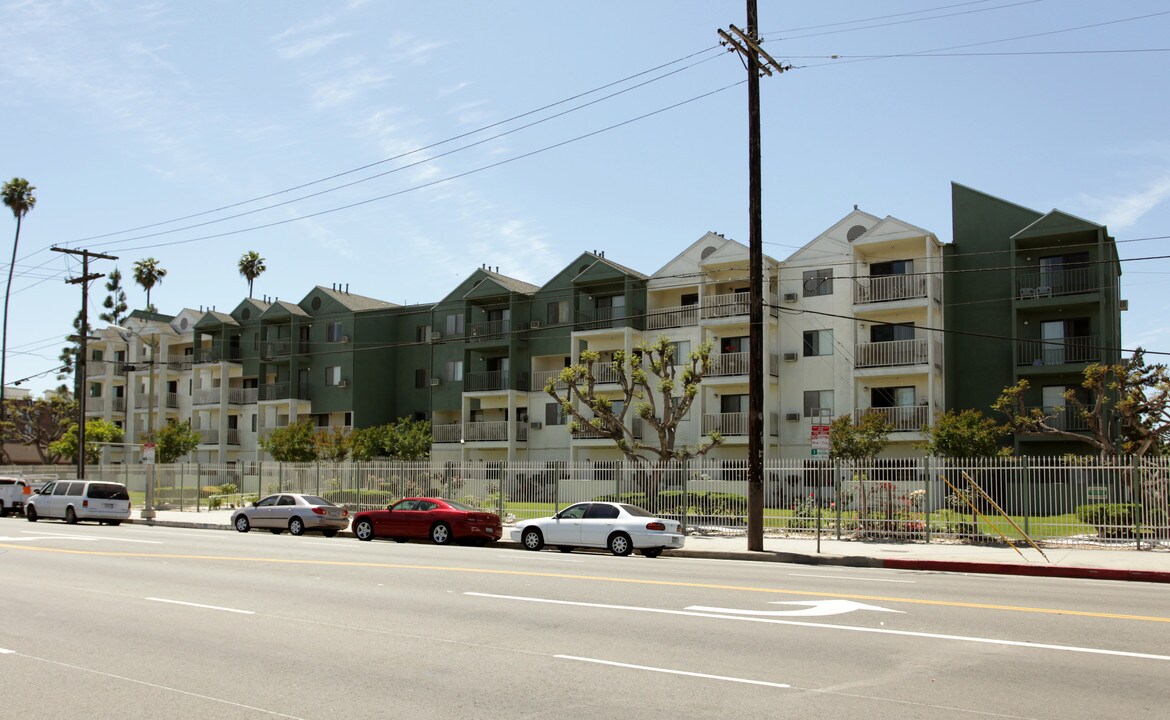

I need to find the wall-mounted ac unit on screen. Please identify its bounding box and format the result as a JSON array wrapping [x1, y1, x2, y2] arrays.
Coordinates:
[[340, 335, 351, 343], [783, 293, 798, 303], [530, 421, 543, 429], [530, 320, 541, 329], [785, 413, 801, 422], [429, 377, 441, 387], [430, 331, 441, 341], [337, 379, 349, 388], [783, 352, 798, 362]]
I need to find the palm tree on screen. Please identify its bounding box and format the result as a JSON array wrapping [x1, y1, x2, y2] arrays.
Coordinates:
[[2, 178, 37, 455], [238, 251, 266, 298], [132, 258, 168, 313]]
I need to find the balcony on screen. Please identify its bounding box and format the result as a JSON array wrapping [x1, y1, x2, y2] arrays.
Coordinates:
[[193, 388, 220, 405], [701, 292, 748, 320], [433, 423, 462, 443], [165, 392, 179, 409], [1025, 405, 1090, 432], [260, 383, 310, 401], [85, 360, 126, 377], [531, 370, 568, 391], [855, 338, 929, 369], [1016, 266, 1097, 300], [466, 319, 510, 342], [1017, 335, 1098, 367], [229, 387, 258, 405], [85, 397, 104, 413], [195, 349, 241, 365], [133, 394, 157, 409], [263, 341, 291, 359], [572, 418, 642, 440], [198, 428, 242, 445], [702, 412, 748, 436], [857, 405, 929, 432], [166, 354, 193, 371], [576, 307, 642, 331], [708, 351, 748, 377], [646, 304, 699, 330], [464, 370, 530, 392], [463, 421, 528, 442], [853, 274, 931, 305]]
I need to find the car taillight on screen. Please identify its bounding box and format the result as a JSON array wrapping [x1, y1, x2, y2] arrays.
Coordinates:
[[312, 507, 326, 515], [646, 521, 665, 531], [342, 509, 349, 517], [83, 500, 89, 508]]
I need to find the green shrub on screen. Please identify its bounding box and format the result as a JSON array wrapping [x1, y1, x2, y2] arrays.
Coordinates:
[[218, 482, 239, 495], [1075, 503, 1138, 537]]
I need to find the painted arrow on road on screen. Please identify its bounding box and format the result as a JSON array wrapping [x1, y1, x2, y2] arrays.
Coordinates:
[[685, 600, 904, 617]]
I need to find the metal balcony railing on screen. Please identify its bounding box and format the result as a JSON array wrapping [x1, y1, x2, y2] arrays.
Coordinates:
[[858, 405, 929, 432], [1016, 266, 1097, 299], [853, 274, 929, 305], [432, 423, 462, 443], [1026, 405, 1090, 432], [462, 421, 528, 442], [466, 319, 510, 341], [229, 387, 258, 405], [531, 370, 568, 391], [708, 351, 748, 377], [572, 418, 642, 440], [464, 370, 530, 392], [702, 292, 749, 319], [1017, 335, 1098, 366], [260, 383, 310, 401], [702, 412, 748, 436], [646, 304, 700, 330], [855, 338, 929, 368]]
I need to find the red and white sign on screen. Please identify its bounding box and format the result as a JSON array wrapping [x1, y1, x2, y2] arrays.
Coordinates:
[[810, 425, 830, 455]]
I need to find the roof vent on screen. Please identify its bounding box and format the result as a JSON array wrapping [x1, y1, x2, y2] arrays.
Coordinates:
[[846, 224, 867, 242]]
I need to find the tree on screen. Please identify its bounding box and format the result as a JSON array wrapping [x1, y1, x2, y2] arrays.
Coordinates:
[[238, 251, 266, 298], [349, 425, 386, 461], [48, 418, 124, 465], [920, 409, 1012, 458], [0, 396, 76, 464], [154, 419, 201, 463], [132, 257, 168, 313], [56, 311, 82, 395], [258, 421, 318, 462], [313, 426, 351, 462], [993, 349, 1170, 459], [2, 177, 37, 453], [829, 412, 893, 461], [99, 268, 129, 325], [382, 417, 432, 460], [546, 336, 720, 504]]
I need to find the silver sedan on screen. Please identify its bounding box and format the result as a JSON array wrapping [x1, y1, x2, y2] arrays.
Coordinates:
[[231, 493, 349, 537]]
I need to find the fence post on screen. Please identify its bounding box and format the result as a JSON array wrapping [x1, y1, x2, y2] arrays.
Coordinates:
[[833, 457, 842, 541], [315, 461, 321, 497], [681, 459, 689, 534], [1022, 456, 1031, 538], [498, 462, 506, 519], [924, 455, 931, 543], [444, 462, 452, 499], [1133, 455, 1143, 550]]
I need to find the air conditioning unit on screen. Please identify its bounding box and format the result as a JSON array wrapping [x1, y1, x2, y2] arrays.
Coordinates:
[[340, 335, 351, 343], [429, 377, 441, 387], [430, 331, 441, 341], [783, 292, 798, 303], [530, 320, 541, 329], [337, 379, 349, 388], [783, 352, 798, 362], [530, 421, 543, 429], [785, 413, 801, 422]]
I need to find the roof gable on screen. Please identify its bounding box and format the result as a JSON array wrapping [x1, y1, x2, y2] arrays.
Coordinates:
[[651, 231, 731, 280], [1011, 210, 1104, 240]]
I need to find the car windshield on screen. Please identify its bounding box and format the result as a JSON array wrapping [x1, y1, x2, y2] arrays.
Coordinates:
[[620, 504, 654, 517], [443, 499, 478, 512], [301, 496, 335, 506], [87, 483, 130, 500]]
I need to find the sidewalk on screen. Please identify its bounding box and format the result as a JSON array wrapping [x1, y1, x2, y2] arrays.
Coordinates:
[[127, 508, 1170, 584]]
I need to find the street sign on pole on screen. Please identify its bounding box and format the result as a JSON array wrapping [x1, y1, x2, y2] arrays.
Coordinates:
[[810, 425, 830, 457], [143, 442, 156, 465]]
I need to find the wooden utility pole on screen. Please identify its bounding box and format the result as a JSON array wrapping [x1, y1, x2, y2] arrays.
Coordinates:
[[719, 1, 788, 551], [53, 246, 117, 480]]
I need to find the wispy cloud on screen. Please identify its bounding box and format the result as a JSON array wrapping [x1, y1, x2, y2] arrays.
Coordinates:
[[1078, 175, 1170, 230], [275, 32, 351, 60]]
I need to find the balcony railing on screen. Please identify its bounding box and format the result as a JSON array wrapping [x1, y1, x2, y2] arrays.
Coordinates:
[[1017, 335, 1098, 366], [855, 338, 929, 368], [708, 351, 748, 377], [85, 397, 104, 413], [85, 360, 127, 377], [192, 388, 220, 405], [463, 421, 528, 442], [854, 274, 929, 305], [702, 292, 749, 319], [531, 370, 568, 391], [432, 423, 462, 443], [466, 319, 510, 341], [133, 394, 157, 409], [464, 370, 530, 392], [576, 306, 641, 331], [1026, 405, 1090, 432], [646, 304, 699, 330], [263, 341, 291, 359], [111, 397, 125, 412], [165, 392, 179, 409], [1016, 266, 1097, 299], [858, 405, 929, 432], [229, 387, 258, 405], [195, 349, 241, 364], [572, 418, 642, 440], [702, 412, 748, 436], [260, 383, 310, 401], [166, 355, 192, 371]]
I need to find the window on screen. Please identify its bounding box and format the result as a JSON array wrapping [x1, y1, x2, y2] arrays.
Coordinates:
[[803, 390, 833, 418], [671, 395, 691, 421], [585, 504, 620, 519], [89, 383, 102, 398], [596, 294, 625, 318], [545, 402, 566, 426], [445, 360, 463, 382], [416, 324, 431, 343], [681, 292, 699, 306], [870, 323, 915, 343], [446, 313, 465, 336], [327, 322, 344, 342], [870, 259, 913, 276], [415, 369, 427, 388], [721, 336, 748, 354], [667, 340, 691, 363], [720, 394, 747, 413], [251, 414, 257, 432], [325, 366, 341, 386], [803, 330, 833, 357], [872, 386, 915, 408], [92, 349, 104, 361], [547, 300, 569, 325], [802, 269, 833, 297]]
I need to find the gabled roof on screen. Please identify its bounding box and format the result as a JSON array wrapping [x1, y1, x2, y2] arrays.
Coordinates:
[[312, 286, 399, 312], [1011, 209, 1105, 240], [651, 231, 731, 280], [260, 300, 311, 320], [194, 311, 238, 329], [126, 309, 175, 323], [571, 253, 648, 286], [478, 269, 539, 296], [785, 208, 882, 265]]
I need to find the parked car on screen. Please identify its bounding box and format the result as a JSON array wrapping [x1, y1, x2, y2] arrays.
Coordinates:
[[0, 477, 33, 517], [231, 494, 349, 537], [512, 501, 685, 557], [24, 480, 131, 525], [352, 497, 502, 545]]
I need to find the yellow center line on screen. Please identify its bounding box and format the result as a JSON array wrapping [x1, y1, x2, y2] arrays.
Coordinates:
[[5, 543, 1168, 624]]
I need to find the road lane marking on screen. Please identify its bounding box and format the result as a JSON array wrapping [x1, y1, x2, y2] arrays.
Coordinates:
[[0, 648, 13, 654], [498, 554, 585, 563], [788, 573, 915, 583], [18, 530, 162, 544], [687, 600, 903, 617], [469, 592, 1170, 662], [3, 542, 1168, 624], [556, 655, 790, 688], [146, 598, 254, 614]]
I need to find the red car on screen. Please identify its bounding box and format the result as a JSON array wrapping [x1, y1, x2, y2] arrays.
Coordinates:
[[352, 497, 502, 546]]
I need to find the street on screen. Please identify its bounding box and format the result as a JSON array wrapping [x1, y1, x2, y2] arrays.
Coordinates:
[[2, 522, 1167, 719]]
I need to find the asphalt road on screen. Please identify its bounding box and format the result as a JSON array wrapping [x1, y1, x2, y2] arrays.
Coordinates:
[[2, 520, 1167, 720]]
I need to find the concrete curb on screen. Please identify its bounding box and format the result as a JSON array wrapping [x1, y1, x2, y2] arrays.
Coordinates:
[[125, 518, 1170, 584]]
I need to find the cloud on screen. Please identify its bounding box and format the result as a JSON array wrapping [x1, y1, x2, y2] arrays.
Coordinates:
[[1079, 175, 1170, 230], [275, 32, 351, 60]]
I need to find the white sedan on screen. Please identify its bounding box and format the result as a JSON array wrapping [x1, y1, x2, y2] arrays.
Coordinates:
[[511, 501, 685, 557]]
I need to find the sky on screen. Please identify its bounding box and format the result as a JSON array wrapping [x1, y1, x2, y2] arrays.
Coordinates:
[[3, 0, 1169, 397]]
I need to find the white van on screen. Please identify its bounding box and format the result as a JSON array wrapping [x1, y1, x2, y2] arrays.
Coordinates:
[[0, 477, 33, 517], [25, 480, 131, 525]]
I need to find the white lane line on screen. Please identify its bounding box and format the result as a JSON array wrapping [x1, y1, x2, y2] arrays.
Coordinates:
[[556, 655, 790, 688], [146, 598, 254, 615], [788, 573, 915, 584], [17, 530, 161, 544], [0, 648, 14, 654], [0, 536, 96, 542], [497, 554, 585, 563], [467, 592, 1170, 662]]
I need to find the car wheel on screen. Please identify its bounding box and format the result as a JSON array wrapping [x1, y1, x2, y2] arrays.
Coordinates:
[[639, 547, 662, 558], [234, 515, 251, 533], [521, 527, 544, 551], [393, 537, 408, 543], [26, 506, 37, 522], [322, 530, 338, 538], [354, 519, 374, 541], [66, 507, 78, 525], [289, 517, 306, 536], [270, 528, 283, 535], [430, 522, 452, 545], [0, 503, 7, 518], [557, 546, 574, 553], [608, 532, 633, 556], [107, 520, 122, 527], [471, 538, 489, 547]]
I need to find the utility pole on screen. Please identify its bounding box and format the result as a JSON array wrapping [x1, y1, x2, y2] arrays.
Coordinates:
[[53, 247, 117, 480], [719, 2, 789, 552]]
